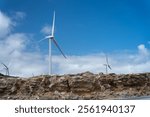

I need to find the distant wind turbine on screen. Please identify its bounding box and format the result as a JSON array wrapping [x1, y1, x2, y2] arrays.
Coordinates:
[[39, 11, 67, 75], [0, 50, 14, 76], [1, 62, 9, 76], [103, 54, 111, 74]]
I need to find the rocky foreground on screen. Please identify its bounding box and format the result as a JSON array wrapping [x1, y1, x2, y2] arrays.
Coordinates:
[[0, 72, 150, 100]]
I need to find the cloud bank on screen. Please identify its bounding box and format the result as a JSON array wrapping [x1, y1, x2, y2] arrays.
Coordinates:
[[0, 10, 150, 77]]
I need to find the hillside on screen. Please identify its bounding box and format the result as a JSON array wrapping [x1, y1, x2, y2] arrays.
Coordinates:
[[0, 72, 150, 99]]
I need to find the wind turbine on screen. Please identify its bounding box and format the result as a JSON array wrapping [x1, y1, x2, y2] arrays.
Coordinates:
[[103, 54, 111, 74], [39, 11, 67, 75], [1, 62, 9, 76], [0, 50, 14, 76]]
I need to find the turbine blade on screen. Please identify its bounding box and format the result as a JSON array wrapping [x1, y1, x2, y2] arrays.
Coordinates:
[[52, 38, 67, 59], [38, 37, 48, 43], [1, 62, 8, 70], [9, 49, 15, 55], [108, 65, 111, 70], [106, 54, 109, 64], [51, 11, 55, 37], [0, 61, 9, 75], [7, 49, 15, 67]]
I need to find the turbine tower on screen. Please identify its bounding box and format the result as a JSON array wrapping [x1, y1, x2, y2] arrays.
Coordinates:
[[39, 11, 67, 75], [103, 54, 111, 74]]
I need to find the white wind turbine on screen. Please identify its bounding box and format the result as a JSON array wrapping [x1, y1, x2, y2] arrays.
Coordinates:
[[103, 54, 111, 74], [39, 11, 67, 75], [0, 49, 15, 76], [1, 62, 9, 76]]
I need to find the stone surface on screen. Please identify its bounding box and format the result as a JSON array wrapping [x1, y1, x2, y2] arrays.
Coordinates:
[[0, 72, 150, 99]]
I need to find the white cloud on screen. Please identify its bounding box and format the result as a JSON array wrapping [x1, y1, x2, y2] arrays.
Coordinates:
[[51, 48, 150, 75], [0, 32, 47, 77], [138, 44, 149, 56], [0, 11, 26, 39], [0, 11, 47, 77], [5, 33, 27, 50], [41, 25, 51, 35], [0, 11, 13, 38], [52, 54, 106, 74]]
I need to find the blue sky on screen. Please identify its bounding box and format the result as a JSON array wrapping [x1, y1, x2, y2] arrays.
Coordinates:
[[0, 0, 150, 76]]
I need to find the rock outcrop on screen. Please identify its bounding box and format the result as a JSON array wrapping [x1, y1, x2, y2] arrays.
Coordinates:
[[0, 72, 150, 99]]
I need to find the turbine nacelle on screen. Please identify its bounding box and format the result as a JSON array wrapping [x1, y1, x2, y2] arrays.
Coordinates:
[[45, 35, 54, 39]]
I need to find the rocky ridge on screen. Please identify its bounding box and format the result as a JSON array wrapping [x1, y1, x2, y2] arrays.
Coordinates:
[[0, 72, 150, 99]]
